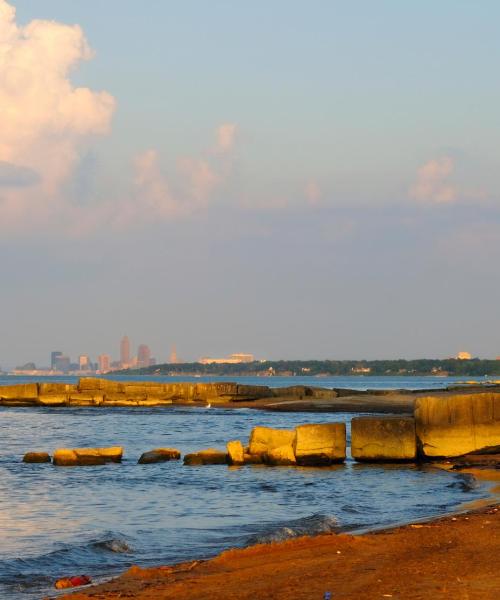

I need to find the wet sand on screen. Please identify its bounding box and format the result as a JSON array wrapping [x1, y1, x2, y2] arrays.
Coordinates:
[[58, 498, 500, 600]]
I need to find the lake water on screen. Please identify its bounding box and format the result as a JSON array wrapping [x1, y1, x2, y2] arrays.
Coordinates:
[[0, 375, 491, 598]]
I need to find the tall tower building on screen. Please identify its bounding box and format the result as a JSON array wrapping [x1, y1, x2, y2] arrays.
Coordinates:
[[169, 345, 178, 364], [137, 344, 151, 368], [120, 335, 130, 367]]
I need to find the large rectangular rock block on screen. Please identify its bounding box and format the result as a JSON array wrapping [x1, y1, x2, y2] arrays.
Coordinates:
[[248, 426, 295, 456], [415, 393, 500, 458], [293, 423, 346, 465], [351, 417, 416, 462]]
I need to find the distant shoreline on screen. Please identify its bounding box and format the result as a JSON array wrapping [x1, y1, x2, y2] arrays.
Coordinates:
[[114, 358, 500, 379]]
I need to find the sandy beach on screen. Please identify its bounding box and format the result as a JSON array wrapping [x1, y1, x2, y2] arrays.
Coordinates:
[[57, 486, 500, 600]]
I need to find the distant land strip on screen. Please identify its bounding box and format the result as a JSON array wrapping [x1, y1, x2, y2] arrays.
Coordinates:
[[119, 359, 500, 378]]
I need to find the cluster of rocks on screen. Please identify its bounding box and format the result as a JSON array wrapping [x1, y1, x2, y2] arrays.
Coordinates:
[[22, 393, 500, 468], [17, 389, 500, 468], [0, 379, 336, 407], [22, 447, 181, 466]]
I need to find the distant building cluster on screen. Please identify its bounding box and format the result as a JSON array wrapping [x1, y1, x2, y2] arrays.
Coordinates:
[[199, 353, 255, 365], [10, 340, 258, 375], [13, 336, 163, 375]]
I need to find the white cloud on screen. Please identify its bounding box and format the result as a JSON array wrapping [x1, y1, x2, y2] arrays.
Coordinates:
[[0, 0, 115, 232], [409, 156, 457, 204]]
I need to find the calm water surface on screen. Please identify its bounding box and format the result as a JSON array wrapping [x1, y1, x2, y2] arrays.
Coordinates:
[[0, 376, 489, 598]]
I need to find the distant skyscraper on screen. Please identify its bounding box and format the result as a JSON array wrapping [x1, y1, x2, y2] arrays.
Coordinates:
[[120, 335, 130, 367], [55, 355, 70, 372], [98, 354, 111, 373], [169, 345, 178, 364], [79, 355, 90, 370], [51, 351, 62, 370], [137, 344, 151, 368]]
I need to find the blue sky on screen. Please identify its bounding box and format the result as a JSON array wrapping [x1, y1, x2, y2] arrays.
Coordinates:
[[1, 1, 499, 366]]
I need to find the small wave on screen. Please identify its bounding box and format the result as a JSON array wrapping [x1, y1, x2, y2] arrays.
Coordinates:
[[447, 473, 479, 492], [0, 534, 133, 585], [92, 538, 132, 554], [247, 513, 338, 545]]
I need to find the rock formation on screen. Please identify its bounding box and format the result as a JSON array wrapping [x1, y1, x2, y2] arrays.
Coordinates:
[[293, 423, 346, 465], [226, 440, 245, 465], [138, 448, 181, 464], [183, 449, 228, 465], [23, 451, 51, 463], [351, 417, 416, 461], [414, 393, 500, 458], [53, 447, 123, 466], [248, 426, 295, 457]]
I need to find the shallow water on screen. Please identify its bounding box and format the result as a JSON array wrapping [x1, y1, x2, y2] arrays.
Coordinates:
[[0, 396, 490, 599]]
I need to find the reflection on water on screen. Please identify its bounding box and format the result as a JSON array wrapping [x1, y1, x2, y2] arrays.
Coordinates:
[[0, 404, 490, 599]]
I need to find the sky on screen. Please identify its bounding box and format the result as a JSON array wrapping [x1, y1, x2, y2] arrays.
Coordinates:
[[1, 0, 499, 367]]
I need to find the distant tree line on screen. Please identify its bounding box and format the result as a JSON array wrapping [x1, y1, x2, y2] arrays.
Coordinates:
[[122, 359, 500, 377]]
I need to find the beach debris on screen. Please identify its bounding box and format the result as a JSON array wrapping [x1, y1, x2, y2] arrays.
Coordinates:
[[22, 451, 51, 463], [138, 448, 181, 464], [184, 449, 228, 465], [226, 440, 245, 465], [54, 574, 92, 589], [53, 447, 123, 466]]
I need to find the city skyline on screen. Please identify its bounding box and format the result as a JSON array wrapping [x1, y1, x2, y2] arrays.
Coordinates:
[[5, 336, 497, 374], [1, 1, 500, 366]]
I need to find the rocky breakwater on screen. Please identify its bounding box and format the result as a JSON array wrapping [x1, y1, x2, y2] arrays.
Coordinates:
[[0, 378, 281, 407]]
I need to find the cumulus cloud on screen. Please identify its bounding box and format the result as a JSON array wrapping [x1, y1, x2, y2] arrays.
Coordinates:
[[409, 156, 457, 204], [0, 0, 115, 231], [0, 1, 237, 236]]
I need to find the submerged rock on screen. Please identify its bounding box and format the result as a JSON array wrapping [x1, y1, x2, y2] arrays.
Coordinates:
[[23, 451, 51, 463], [351, 417, 416, 462], [227, 440, 245, 465], [138, 448, 181, 464], [183, 449, 228, 465], [293, 423, 346, 465]]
